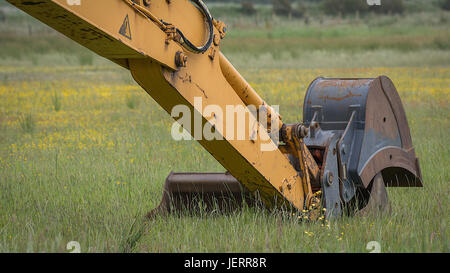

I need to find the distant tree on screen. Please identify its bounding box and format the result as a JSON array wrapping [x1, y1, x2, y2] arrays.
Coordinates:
[[241, 1, 257, 15], [272, 0, 305, 18], [369, 0, 405, 14], [292, 1, 306, 18], [441, 0, 450, 10], [322, 0, 368, 16], [0, 9, 5, 23], [322, 0, 405, 16], [272, 0, 292, 17]]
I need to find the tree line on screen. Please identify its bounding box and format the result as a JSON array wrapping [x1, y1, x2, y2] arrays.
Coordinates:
[[238, 0, 450, 18]]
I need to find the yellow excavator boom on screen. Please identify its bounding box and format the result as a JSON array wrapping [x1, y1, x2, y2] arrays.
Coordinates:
[[5, 0, 422, 218]]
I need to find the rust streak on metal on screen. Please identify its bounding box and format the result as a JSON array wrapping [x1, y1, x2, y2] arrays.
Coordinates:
[[318, 91, 362, 101], [177, 73, 208, 98], [195, 83, 208, 99]]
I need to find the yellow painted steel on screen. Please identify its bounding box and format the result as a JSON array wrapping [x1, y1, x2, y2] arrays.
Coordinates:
[[219, 53, 284, 131], [5, 0, 312, 211], [6, 0, 185, 69]]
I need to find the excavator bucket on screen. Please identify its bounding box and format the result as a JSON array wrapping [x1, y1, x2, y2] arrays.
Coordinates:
[[302, 75, 422, 217], [149, 76, 422, 218], [147, 173, 256, 217]]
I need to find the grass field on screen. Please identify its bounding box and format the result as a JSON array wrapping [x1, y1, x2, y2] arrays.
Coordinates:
[[0, 66, 448, 252], [0, 1, 449, 252]]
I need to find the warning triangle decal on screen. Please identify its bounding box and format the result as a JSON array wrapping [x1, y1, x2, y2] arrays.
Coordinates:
[[119, 15, 132, 40]]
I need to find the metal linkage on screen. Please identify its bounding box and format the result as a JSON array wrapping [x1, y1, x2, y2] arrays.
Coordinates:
[[122, 0, 214, 54]]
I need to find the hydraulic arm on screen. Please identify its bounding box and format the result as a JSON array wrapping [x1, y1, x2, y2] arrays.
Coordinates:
[[6, 0, 422, 218]]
